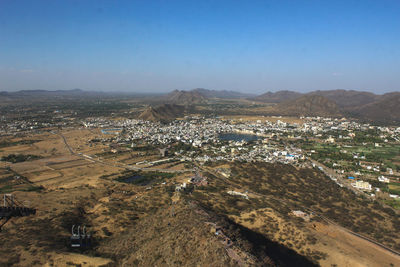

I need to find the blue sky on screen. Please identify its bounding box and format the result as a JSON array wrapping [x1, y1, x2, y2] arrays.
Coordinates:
[[0, 0, 399, 93]]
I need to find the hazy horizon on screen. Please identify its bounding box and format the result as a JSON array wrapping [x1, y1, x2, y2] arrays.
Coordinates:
[[2, 87, 398, 96], [1, 0, 399, 94]]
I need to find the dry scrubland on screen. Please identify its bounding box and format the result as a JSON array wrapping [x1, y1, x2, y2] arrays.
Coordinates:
[[0, 128, 399, 266], [192, 162, 400, 266]]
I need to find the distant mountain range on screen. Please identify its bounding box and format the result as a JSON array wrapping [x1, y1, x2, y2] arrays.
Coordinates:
[[250, 90, 303, 103], [191, 88, 255, 99], [163, 90, 207, 105], [307, 90, 378, 108], [1, 88, 399, 124], [250, 89, 381, 106], [0, 89, 161, 99], [272, 95, 341, 117], [0, 89, 84, 96], [249, 89, 400, 124], [346, 92, 400, 125], [159, 88, 256, 105]]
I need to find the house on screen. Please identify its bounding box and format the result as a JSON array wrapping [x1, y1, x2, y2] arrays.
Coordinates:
[[227, 191, 249, 200], [291, 210, 310, 221], [175, 182, 187, 191], [378, 176, 390, 183], [326, 136, 335, 143], [158, 148, 168, 157], [351, 180, 372, 191], [110, 143, 120, 153], [189, 174, 208, 186]]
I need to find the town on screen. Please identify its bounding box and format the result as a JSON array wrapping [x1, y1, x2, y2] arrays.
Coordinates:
[[77, 115, 400, 204]]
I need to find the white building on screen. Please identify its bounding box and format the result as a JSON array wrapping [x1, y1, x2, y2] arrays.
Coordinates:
[[378, 176, 390, 183], [351, 180, 372, 191]]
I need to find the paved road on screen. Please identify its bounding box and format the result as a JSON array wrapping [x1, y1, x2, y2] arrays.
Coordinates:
[[56, 132, 74, 155]]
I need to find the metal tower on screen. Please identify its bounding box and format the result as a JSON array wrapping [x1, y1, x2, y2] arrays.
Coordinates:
[[0, 194, 36, 230]]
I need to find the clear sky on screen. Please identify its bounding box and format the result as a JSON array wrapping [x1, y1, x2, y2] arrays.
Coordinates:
[[0, 0, 399, 94]]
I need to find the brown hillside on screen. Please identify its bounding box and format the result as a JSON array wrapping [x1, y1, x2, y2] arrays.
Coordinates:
[[165, 90, 207, 105], [308, 89, 378, 108], [99, 199, 317, 267], [272, 95, 341, 117], [252, 90, 302, 103], [138, 104, 185, 122], [349, 92, 400, 124]]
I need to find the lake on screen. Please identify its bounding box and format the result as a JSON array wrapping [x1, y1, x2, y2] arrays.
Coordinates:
[[218, 133, 260, 142], [101, 128, 122, 134], [120, 175, 144, 183]]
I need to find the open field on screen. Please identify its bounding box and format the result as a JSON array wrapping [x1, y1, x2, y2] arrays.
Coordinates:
[[0, 127, 201, 266]]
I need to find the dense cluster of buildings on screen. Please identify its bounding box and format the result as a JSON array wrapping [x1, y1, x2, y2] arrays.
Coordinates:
[[83, 117, 306, 164]]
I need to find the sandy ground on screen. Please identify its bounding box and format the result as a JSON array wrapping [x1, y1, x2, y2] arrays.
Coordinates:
[[42, 252, 112, 267], [311, 222, 400, 267]]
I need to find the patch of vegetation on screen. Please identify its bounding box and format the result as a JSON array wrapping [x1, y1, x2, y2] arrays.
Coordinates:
[[388, 183, 400, 195], [383, 199, 400, 209], [0, 139, 41, 148], [22, 185, 45, 192], [115, 170, 174, 186], [0, 184, 44, 193], [1, 153, 43, 163], [0, 184, 14, 193]]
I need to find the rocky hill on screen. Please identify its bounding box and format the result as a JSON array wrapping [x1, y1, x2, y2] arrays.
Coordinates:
[[99, 199, 316, 266], [251, 89, 400, 124], [348, 92, 400, 124], [251, 90, 303, 103], [138, 104, 185, 122], [271, 95, 341, 117], [164, 90, 207, 105], [252, 89, 378, 106], [307, 89, 378, 108]]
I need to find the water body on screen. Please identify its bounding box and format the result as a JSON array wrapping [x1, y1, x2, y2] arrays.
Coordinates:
[[121, 175, 143, 183], [101, 128, 122, 134], [218, 133, 260, 142]]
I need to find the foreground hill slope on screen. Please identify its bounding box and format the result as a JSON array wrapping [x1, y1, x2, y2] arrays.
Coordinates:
[[192, 162, 400, 266], [100, 199, 317, 267]]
